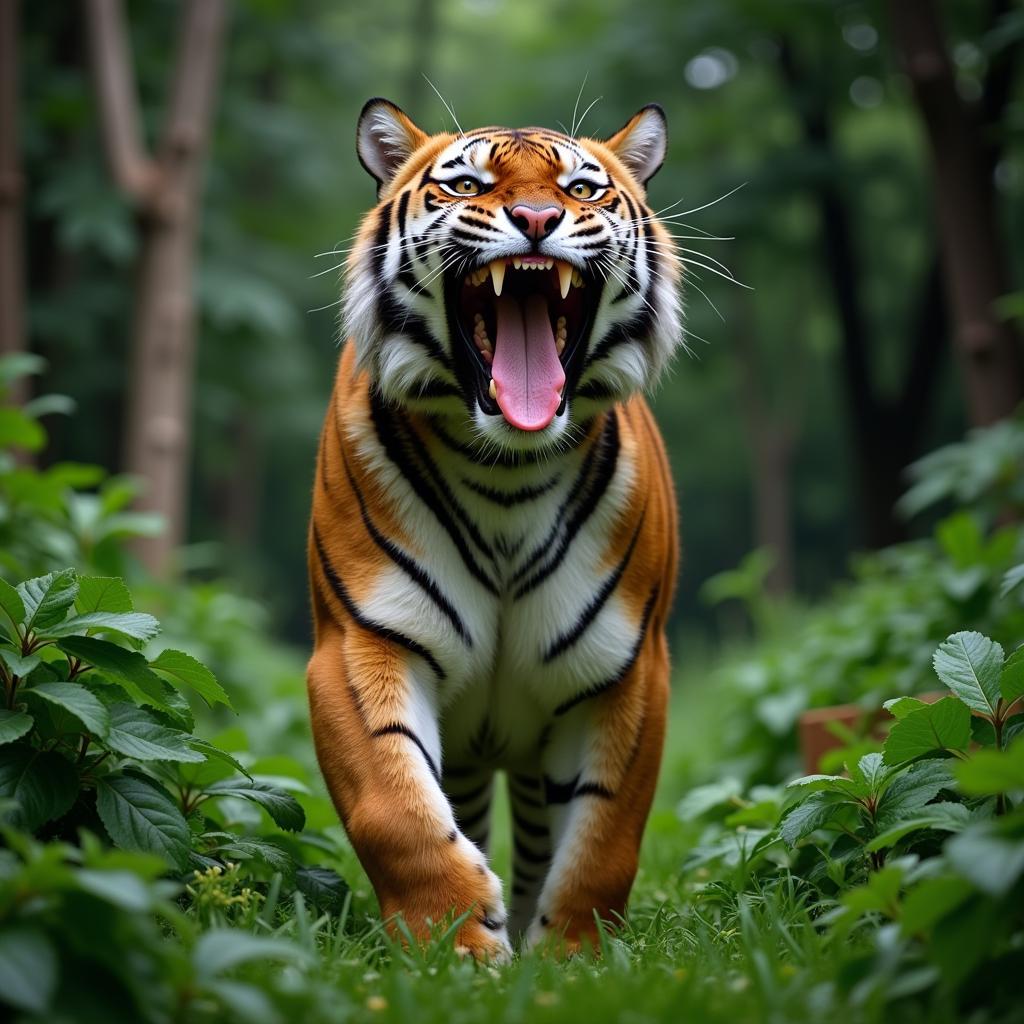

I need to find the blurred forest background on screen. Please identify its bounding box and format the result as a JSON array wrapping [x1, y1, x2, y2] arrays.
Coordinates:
[[5, 0, 1023, 650]]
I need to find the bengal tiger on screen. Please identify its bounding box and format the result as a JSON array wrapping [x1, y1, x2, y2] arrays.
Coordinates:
[[307, 97, 682, 961]]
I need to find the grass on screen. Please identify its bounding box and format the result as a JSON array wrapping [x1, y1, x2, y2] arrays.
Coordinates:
[[208, 676, 953, 1024]]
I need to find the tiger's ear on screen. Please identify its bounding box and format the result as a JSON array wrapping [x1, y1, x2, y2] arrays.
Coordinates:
[[603, 104, 667, 186], [357, 98, 428, 189]]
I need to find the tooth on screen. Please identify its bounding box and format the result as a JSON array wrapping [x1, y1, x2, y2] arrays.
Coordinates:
[[557, 264, 571, 297], [490, 260, 505, 296], [481, 350, 492, 364], [544, 259, 553, 270], [556, 338, 565, 355], [488, 378, 497, 400], [512, 258, 522, 270], [572, 269, 584, 288]]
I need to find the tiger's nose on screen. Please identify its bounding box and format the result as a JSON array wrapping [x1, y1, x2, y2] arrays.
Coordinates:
[[507, 204, 564, 241]]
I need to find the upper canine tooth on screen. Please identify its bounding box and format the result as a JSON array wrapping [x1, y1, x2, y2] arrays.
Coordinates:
[[490, 260, 506, 296], [557, 261, 572, 299], [572, 269, 584, 288]]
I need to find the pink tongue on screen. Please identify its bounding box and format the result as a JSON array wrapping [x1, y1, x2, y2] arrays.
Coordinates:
[[492, 294, 566, 431]]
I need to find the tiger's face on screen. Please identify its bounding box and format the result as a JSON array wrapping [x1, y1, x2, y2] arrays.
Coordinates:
[[344, 99, 682, 450]]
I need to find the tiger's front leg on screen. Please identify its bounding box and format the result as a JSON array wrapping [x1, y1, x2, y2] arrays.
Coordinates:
[[307, 618, 510, 961], [526, 629, 669, 953]]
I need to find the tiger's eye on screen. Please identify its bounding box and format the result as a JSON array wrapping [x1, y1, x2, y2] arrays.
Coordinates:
[[452, 177, 481, 195], [569, 180, 596, 200]]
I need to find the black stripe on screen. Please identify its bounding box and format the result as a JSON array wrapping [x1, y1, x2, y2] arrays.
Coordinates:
[[443, 764, 482, 780], [461, 216, 501, 233], [514, 869, 541, 884], [514, 843, 551, 866], [452, 227, 492, 244], [512, 883, 528, 897], [462, 475, 559, 507], [571, 225, 604, 238], [575, 782, 614, 799], [513, 412, 620, 599], [581, 161, 600, 173], [554, 585, 659, 716], [313, 527, 445, 679], [410, 380, 460, 400], [448, 777, 491, 805], [512, 809, 548, 839], [543, 509, 646, 662], [575, 380, 618, 402], [429, 421, 542, 467], [396, 190, 410, 238], [456, 801, 492, 831], [377, 291, 452, 371], [371, 723, 441, 782], [543, 775, 579, 804], [370, 396, 498, 594], [371, 201, 393, 279], [339, 444, 472, 645], [604, 196, 622, 214]]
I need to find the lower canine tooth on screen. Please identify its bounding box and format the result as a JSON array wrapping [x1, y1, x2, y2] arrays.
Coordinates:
[[488, 378, 497, 400], [572, 269, 584, 288]]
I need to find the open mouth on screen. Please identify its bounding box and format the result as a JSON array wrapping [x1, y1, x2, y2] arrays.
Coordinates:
[[445, 257, 599, 431]]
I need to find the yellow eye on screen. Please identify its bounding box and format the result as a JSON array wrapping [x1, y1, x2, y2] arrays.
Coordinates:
[[568, 180, 597, 200], [442, 177, 483, 197]]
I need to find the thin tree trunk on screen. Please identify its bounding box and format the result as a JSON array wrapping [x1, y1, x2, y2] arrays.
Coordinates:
[[0, 0, 27, 402], [889, 0, 1023, 425], [86, 0, 228, 574]]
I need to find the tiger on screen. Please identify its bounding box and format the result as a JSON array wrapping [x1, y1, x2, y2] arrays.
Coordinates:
[[307, 97, 682, 961]]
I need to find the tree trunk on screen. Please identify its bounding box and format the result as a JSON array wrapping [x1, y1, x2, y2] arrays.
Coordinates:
[[889, 0, 1023, 425], [0, 0, 27, 402], [86, 0, 228, 574]]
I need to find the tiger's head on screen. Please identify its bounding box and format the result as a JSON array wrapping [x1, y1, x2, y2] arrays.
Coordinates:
[[343, 98, 682, 450]]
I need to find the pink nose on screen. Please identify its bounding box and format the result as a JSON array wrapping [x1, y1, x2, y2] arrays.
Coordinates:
[[507, 204, 563, 240]]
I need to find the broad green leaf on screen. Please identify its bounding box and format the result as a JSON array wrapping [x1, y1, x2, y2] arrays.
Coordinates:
[[205, 779, 305, 832], [882, 697, 928, 720], [883, 698, 971, 764], [186, 739, 251, 780], [933, 631, 1003, 717], [1000, 562, 1024, 598], [74, 868, 159, 912], [676, 777, 742, 820], [193, 929, 310, 980], [210, 836, 295, 878], [955, 739, 1024, 795], [25, 682, 110, 738], [0, 746, 78, 831], [0, 709, 33, 745], [74, 576, 133, 614], [150, 649, 231, 709], [296, 865, 350, 913], [103, 703, 205, 763], [866, 802, 970, 851], [875, 759, 954, 830], [1002, 647, 1024, 706], [785, 773, 867, 800], [47, 611, 160, 644], [945, 823, 1024, 897], [57, 636, 171, 711], [18, 569, 79, 633], [0, 648, 40, 677], [900, 875, 973, 936], [779, 792, 847, 847], [0, 927, 57, 1013], [851, 753, 892, 797], [0, 578, 25, 631], [95, 772, 191, 869], [0, 407, 45, 451]]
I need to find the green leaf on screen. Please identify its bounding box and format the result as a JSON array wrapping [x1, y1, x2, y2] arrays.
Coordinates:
[[1000, 562, 1024, 598], [103, 703, 205, 763], [47, 611, 160, 644], [875, 759, 954, 830], [0, 648, 40, 677], [74, 576, 133, 614], [0, 709, 33, 745], [851, 753, 892, 798], [933, 631, 1003, 717], [205, 779, 305, 832], [900, 875, 973, 936], [866, 803, 970, 851], [1002, 647, 1024, 706], [193, 929, 310, 980], [296, 865, 349, 913], [955, 738, 1024, 795], [0, 578, 25, 631], [945, 823, 1024, 897], [95, 772, 191, 869], [0, 407, 45, 451], [18, 569, 79, 633], [883, 698, 971, 764], [882, 697, 929, 720], [57, 636, 171, 711], [209, 835, 295, 878], [186, 739, 251, 780], [25, 682, 110, 738], [780, 792, 847, 847], [0, 746, 78, 831], [0, 927, 57, 1013], [785, 773, 867, 799], [150, 649, 232, 709]]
